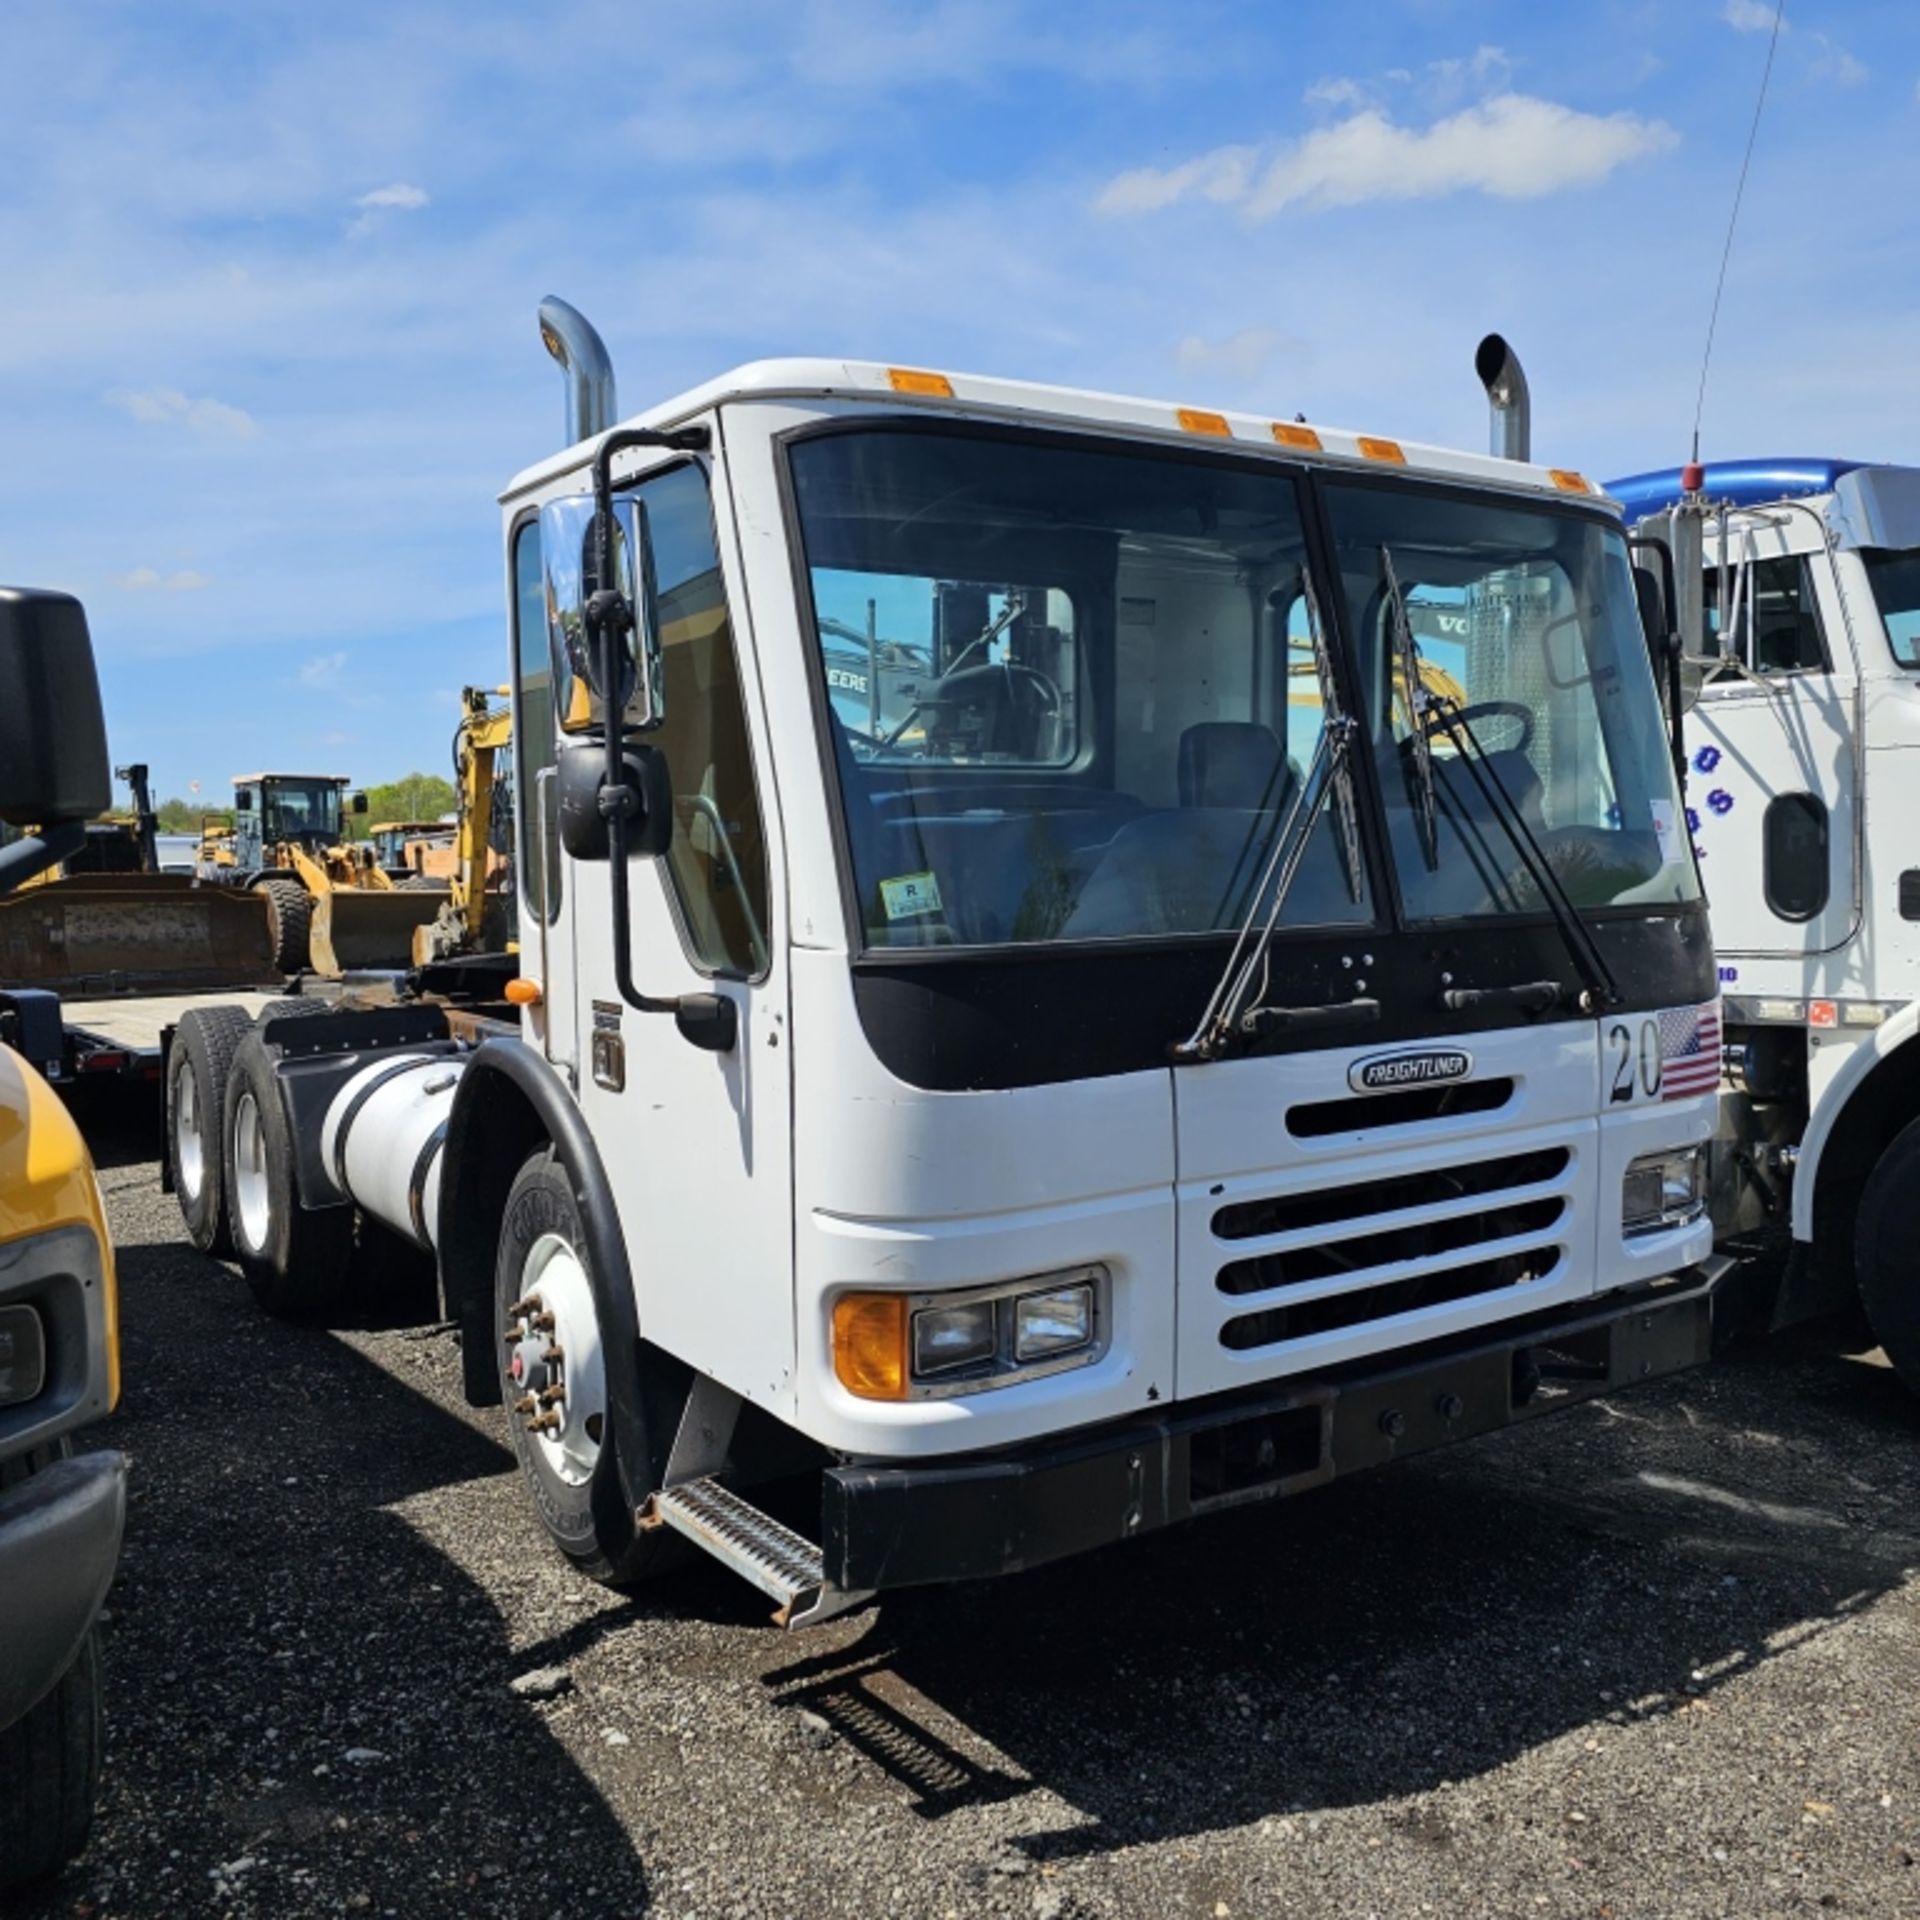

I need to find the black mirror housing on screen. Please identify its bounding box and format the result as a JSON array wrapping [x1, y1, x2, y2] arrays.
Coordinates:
[[352, 791, 369, 815], [0, 588, 109, 825], [556, 741, 673, 863]]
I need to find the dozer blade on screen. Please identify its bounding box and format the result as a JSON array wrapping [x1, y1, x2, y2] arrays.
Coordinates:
[[0, 874, 276, 997], [309, 885, 450, 975]]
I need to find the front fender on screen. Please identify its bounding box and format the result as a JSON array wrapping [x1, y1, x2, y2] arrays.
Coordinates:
[[1792, 998, 1920, 1242]]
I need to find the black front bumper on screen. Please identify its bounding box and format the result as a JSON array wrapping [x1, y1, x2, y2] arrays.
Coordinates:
[[821, 1260, 1732, 1593]]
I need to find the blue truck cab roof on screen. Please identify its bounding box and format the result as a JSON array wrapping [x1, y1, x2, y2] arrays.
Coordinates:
[[1604, 458, 1864, 519]]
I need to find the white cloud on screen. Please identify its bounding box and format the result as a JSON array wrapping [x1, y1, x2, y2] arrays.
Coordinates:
[[1723, 0, 1784, 31], [1175, 328, 1285, 384], [299, 651, 349, 688], [103, 385, 258, 440], [355, 182, 429, 211], [117, 567, 210, 593], [1305, 76, 1372, 111], [1101, 94, 1676, 222], [1810, 34, 1866, 85]]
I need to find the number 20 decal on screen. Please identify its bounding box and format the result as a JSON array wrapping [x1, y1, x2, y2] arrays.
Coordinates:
[[1608, 1018, 1663, 1104]]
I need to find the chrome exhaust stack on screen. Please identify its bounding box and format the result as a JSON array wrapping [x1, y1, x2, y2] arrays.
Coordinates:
[[1474, 332, 1531, 464], [537, 296, 617, 445]]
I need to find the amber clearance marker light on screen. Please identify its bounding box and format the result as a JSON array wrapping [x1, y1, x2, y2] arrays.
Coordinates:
[[504, 977, 543, 1007], [1271, 422, 1322, 451], [832, 1293, 909, 1400], [887, 367, 954, 397], [1549, 469, 1592, 494], [1176, 407, 1232, 437], [1356, 436, 1406, 464]]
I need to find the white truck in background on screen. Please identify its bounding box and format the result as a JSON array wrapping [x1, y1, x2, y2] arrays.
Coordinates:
[[162, 313, 1732, 1625], [1612, 458, 1920, 1389]]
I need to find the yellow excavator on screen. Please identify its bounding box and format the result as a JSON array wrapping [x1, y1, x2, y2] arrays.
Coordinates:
[[211, 773, 448, 977], [412, 686, 513, 968]]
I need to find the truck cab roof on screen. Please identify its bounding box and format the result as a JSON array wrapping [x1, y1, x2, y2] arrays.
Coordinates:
[[503, 356, 1616, 510]]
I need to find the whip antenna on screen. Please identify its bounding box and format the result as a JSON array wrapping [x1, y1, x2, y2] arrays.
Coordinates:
[[1691, 0, 1786, 463]]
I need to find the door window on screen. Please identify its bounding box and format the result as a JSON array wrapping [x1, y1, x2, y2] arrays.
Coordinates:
[[631, 464, 772, 977], [1701, 555, 1828, 674], [1763, 792, 1830, 921], [511, 519, 561, 924]]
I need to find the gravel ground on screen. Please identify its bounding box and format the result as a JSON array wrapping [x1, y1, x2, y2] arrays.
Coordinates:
[[17, 1098, 1920, 1920]]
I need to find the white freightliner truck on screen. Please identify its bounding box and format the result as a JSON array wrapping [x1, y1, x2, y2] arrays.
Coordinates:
[[167, 312, 1731, 1623], [1611, 457, 1920, 1390]]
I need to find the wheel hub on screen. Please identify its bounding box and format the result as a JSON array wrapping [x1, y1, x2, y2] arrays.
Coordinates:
[[174, 1060, 204, 1203], [500, 1232, 606, 1487], [230, 1089, 271, 1253]]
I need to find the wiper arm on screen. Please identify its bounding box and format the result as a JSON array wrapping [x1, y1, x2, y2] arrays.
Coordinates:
[[1172, 716, 1361, 1063], [1424, 697, 1622, 1014], [1381, 546, 1440, 872]]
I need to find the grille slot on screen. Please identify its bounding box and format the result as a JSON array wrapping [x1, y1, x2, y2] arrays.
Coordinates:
[[1213, 1147, 1570, 1242], [1287, 1077, 1513, 1139], [1217, 1197, 1566, 1296], [1220, 1243, 1563, 1350]]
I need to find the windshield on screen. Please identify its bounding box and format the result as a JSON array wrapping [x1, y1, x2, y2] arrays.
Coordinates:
[[1863, 548, 1920, 666], [790, 428, 1371, 949], [1322, 482, 1699, 918], [264, 781, 342, 841]]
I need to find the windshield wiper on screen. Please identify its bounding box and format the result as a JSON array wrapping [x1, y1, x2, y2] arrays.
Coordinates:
[[1381, 546, 1440, 872], [1423, 695, 1621, 1014], [1173, 572, 1367, 1063]]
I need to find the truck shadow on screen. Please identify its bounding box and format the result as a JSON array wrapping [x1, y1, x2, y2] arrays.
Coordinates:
[[17, 1234, 655, 1919], [761, 1326, 1920, 1858]]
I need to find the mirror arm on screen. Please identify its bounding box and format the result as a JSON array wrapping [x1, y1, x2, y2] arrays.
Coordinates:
[[584, 421, 736, 1055], [0, 820, 86, 897]]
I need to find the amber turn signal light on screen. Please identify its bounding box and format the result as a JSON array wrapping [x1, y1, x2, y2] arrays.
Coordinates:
[[832, 1293, 909, 1400]]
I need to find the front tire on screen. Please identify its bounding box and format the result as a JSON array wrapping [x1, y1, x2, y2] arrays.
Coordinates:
[[254, 877, 312, 975], [0, 1446, 104, 1891], [495, 1150, 676, 1585], [168, 1004, 257, 1256], [1856, 1116, 1920, 1393], [223, 1032, 355, 1321]]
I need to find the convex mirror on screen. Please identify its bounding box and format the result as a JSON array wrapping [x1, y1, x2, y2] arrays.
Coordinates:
[[541, 493, 665, 737]]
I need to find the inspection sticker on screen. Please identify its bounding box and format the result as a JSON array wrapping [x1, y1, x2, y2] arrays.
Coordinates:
[[880, 871, 943, 921], [1649, 796, 1683, 866]]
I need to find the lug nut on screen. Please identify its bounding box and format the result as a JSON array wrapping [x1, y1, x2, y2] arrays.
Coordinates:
[[501, 1323, 524, 1342], [512, 1393, 536, 1416], [542, 1345, 564, 1365], [538, 1385, 566, 1407], [527, 1411, 561, 1434], [530, 1312, 556, 1333], [507, 1296, 539, 1316]]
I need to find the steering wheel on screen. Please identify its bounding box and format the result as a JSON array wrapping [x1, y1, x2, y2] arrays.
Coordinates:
[[1416, 698, 1534, 757]]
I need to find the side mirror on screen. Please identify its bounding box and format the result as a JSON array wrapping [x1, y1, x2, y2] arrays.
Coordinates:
[[352, 791, 369, 815], [555, 740, 673, 863], [540, 492, 664, 736], [0, 588, 109, 827], [236, 789, 254, 812]]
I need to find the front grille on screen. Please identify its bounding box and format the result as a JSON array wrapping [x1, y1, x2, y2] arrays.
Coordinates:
[[1208, 1141, 1572, 1356], [1213, 1147, 1569, 1241], [1220, 1244, 1562, 1349]]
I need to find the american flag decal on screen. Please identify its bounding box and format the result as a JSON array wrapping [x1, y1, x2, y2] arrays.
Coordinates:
[[1660, 1002, 1722, 1100]]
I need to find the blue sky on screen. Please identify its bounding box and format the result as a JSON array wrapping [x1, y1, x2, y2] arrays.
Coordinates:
[[2, 0, 1915, 802]]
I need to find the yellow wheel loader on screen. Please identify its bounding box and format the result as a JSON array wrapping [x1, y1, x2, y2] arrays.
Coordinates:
[[411, 686, 514, 968], [218, 774, 448, 976]]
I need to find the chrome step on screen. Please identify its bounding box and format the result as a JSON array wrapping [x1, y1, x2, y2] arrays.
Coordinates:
[[649, 1477, 873, 1629]]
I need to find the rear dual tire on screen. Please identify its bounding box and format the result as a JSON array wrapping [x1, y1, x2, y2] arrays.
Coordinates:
[[223, 1032, 355, 1321], [168, 1005, 257, 1257]]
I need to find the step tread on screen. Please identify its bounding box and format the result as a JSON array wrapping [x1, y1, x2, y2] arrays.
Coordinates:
[[654, 1476, 825, 1603]]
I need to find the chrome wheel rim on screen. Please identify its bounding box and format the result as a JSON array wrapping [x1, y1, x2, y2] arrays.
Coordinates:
[[174, 1060, 204, 1204], [502, 1232, 606, 1487], [231, 1090, 271, 1253]]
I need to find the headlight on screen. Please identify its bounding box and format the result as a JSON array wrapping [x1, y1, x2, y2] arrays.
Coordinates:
[[832, 1267, 1108, 1400], [1622, 1146, 1707, 1236], [0, 1304, 46, 1408]]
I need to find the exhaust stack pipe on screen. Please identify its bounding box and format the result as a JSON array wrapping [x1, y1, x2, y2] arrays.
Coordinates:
[[1474, 332, 1530, 464], [537, 296, 617, 445]]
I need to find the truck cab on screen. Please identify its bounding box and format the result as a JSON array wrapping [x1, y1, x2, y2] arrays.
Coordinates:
[[1612, 459, 1920, 1383], [225, 772, 353, 873], [0, 586, 126, 1887], [186, 313, 1729, 1626]]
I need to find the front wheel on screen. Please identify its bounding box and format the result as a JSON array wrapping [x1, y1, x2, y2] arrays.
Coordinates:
[[1856, 1116, 1920, 1393], [495, 1150, 678, 1585]]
